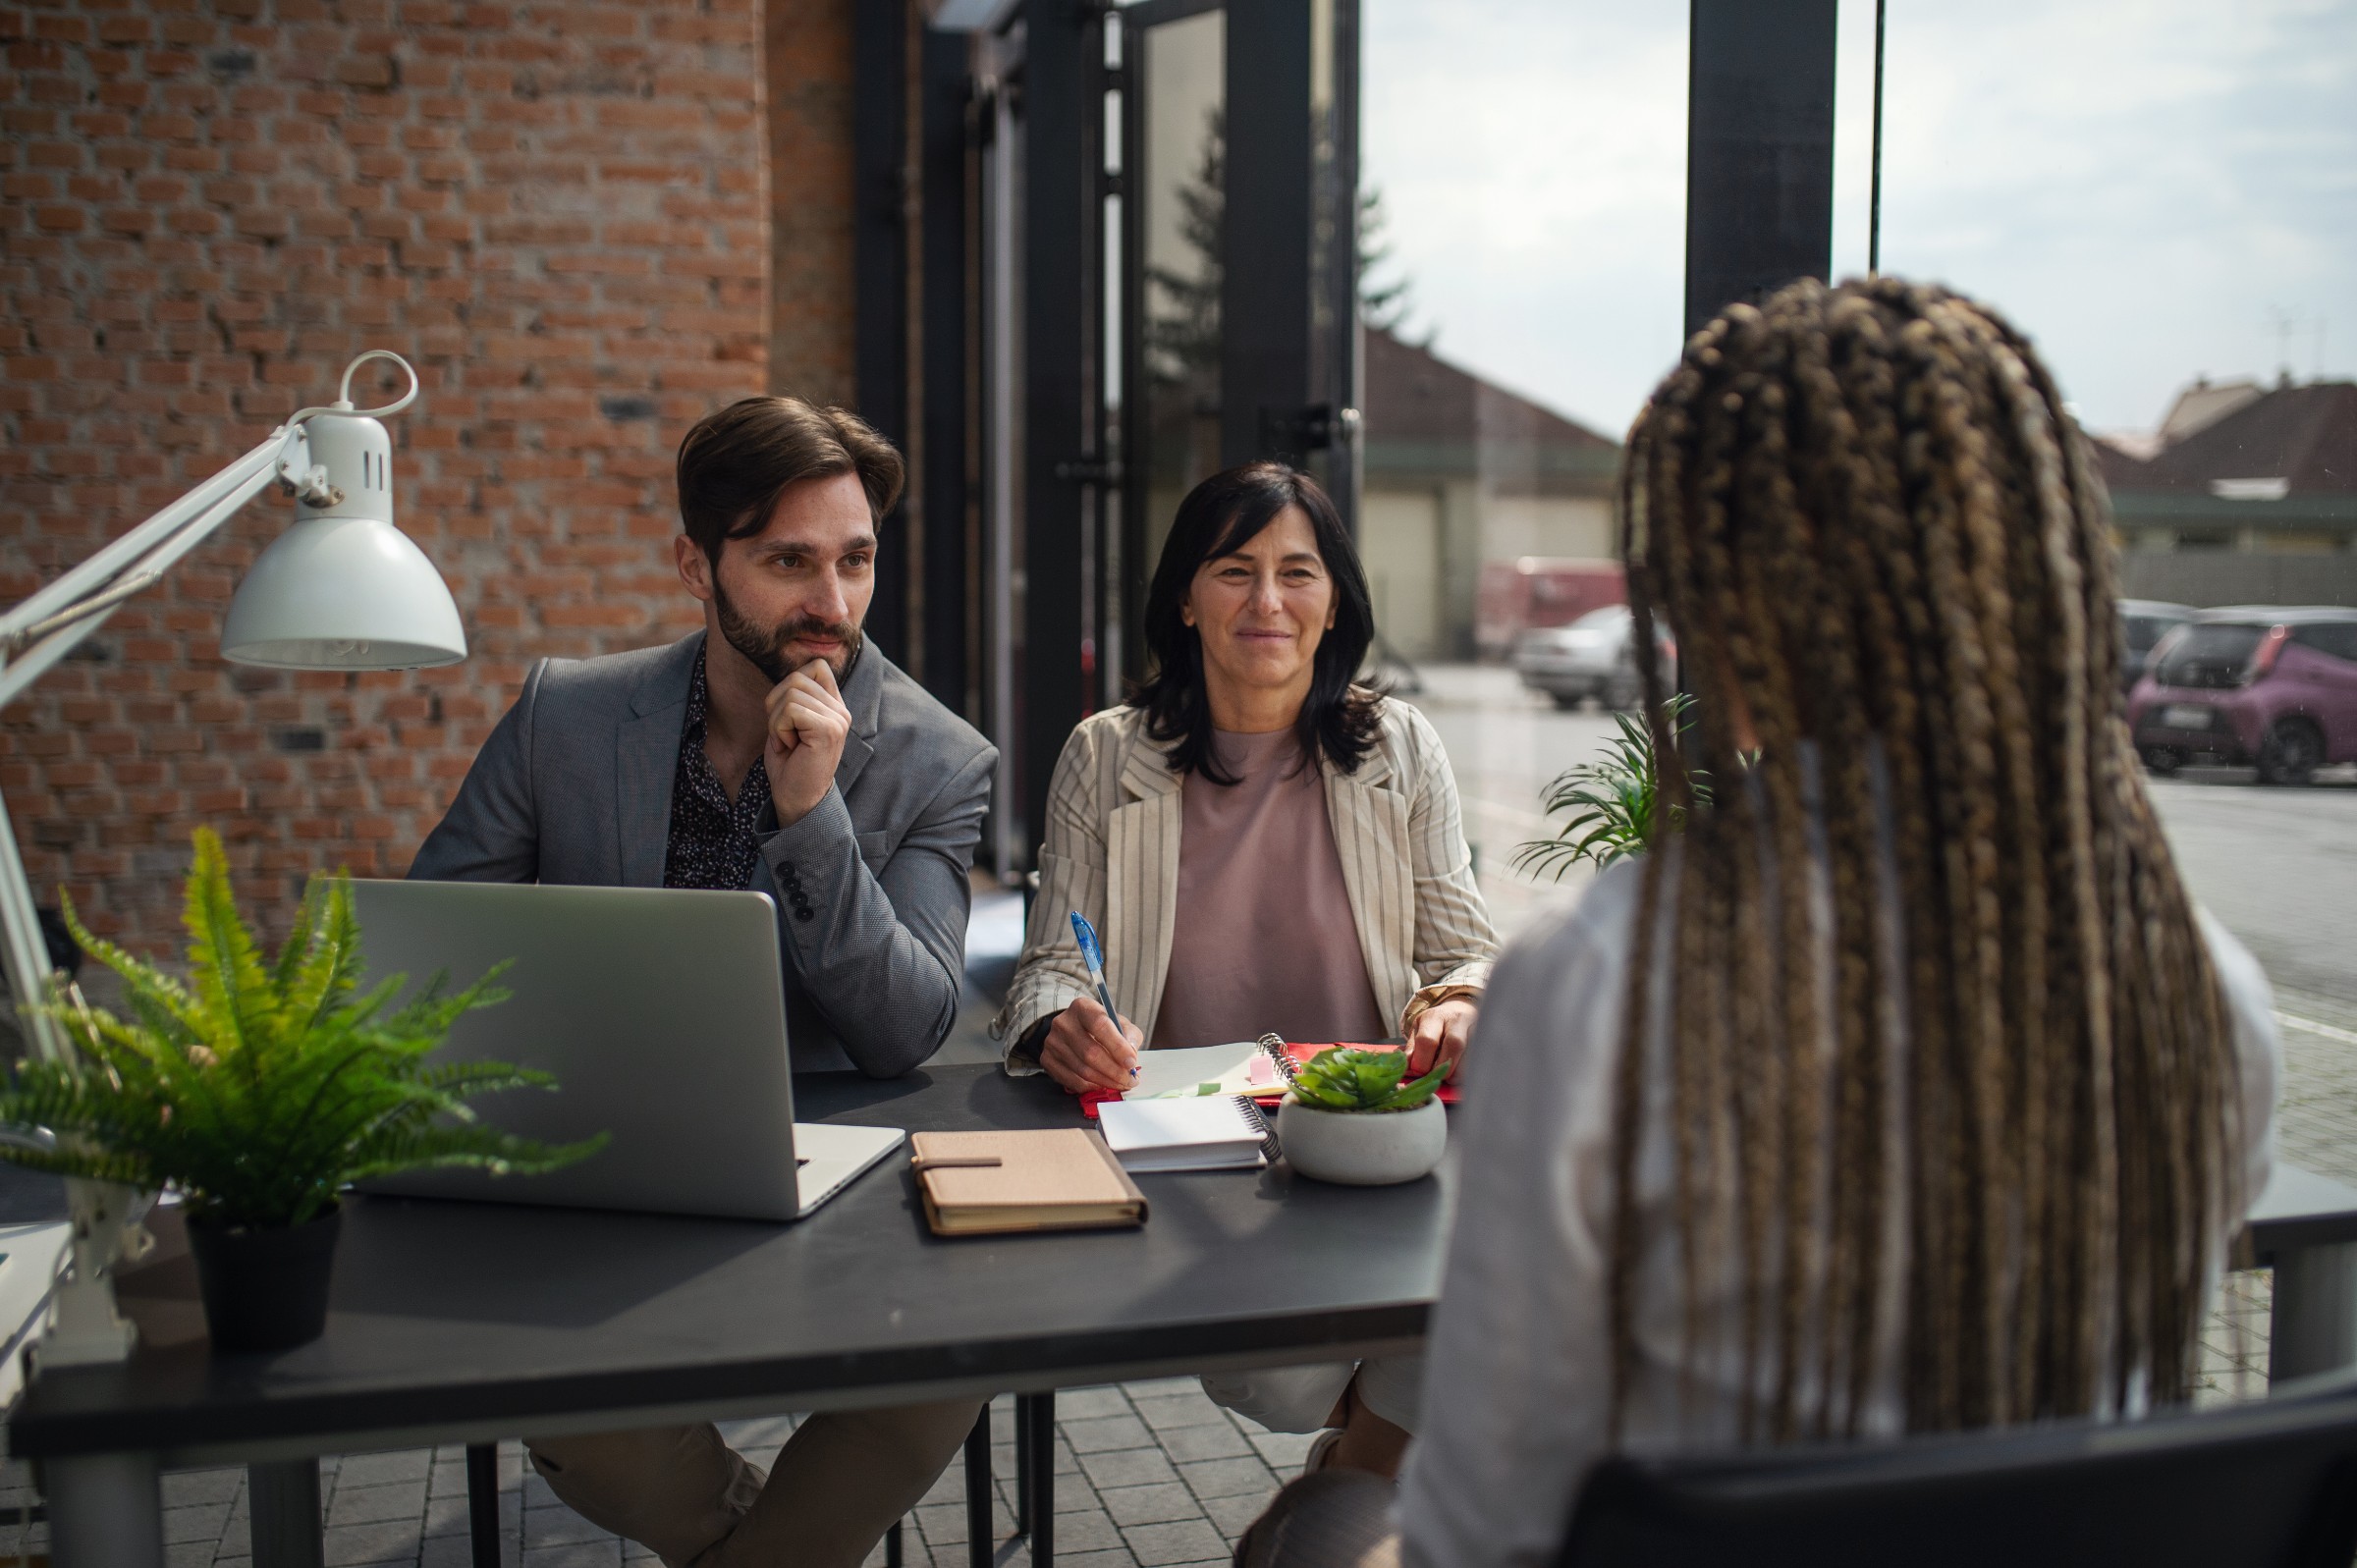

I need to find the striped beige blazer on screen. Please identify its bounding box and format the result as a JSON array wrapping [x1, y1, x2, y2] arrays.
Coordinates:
[[993, 697, 1499, 1070]]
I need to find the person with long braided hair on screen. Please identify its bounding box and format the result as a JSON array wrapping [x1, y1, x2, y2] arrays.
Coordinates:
[[1231, 277, 2279, 1568]]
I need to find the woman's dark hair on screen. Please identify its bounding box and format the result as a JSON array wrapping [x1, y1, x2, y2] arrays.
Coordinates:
[[1133, 461, 1382, 784]]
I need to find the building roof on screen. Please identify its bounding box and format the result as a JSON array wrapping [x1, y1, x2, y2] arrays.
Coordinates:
[[2130, 380, 2356, 498], [2093, 436, 2156, 492], [1362, 327, 1618, 493], [2160, 378, 2265, 445]]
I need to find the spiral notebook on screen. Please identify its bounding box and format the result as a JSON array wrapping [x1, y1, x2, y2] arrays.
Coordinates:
[[1119, 1034, 1301, 1101], [1096, 1095, 1272, 1173]]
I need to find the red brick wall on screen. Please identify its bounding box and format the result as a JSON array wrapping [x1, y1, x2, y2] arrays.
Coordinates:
[[0, 0, 855, 959]]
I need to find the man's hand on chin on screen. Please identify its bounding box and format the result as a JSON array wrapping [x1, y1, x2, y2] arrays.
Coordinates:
[[765, 656, 853, 826]]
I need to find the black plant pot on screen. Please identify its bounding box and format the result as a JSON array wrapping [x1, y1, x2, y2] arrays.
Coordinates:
[[185, 1205, 342, 1353]]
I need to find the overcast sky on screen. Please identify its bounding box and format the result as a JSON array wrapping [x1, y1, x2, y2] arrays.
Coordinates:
[[1362, 0, 2357, 440]]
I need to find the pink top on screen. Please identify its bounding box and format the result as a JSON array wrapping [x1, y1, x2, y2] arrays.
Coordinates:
[[1151, 728, 1388, 1049]]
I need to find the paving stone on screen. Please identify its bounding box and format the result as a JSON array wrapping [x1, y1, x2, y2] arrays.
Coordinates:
[[1179, 1456, 1278, 1501], [423, 1492, 473, 1537], [165, 1503, 235, 1544], [325, 1519, 432, 1567], [421, 1537, 493, 1568], [1132, 1391, 1229, 1432], [338, 1449, 435, 1487], [1247, 1431, 1316, 1470], [329, 1479, 428, 1528], [1047, 1507, 1129, 1552], [523, 1474, 564, 1509], [1203, 1490, 1279, 1537], [522, 1542, 624, 1567], [1079, 1445, 1180, 1489], [1064, 1415, 1154, 1453], [919, 1463, 981, 1506], [1057, 1384, 1135, 1420], [1050, 1551, 1140, 1568], [915, 1501, 970, 1544], [1100, 1482, 1205, 1527], [168, 1543, 224, 1568], [165, 1469, 246, 1507], [525, 1504, 618, 1546], [429, 1459, 470, 1499], [1155, 1421, 1256, 1461], [1124, 1517, 1230, 1565]]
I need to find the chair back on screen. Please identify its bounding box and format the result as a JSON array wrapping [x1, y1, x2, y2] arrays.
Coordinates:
[[1557, 1374, 2357, 1568]]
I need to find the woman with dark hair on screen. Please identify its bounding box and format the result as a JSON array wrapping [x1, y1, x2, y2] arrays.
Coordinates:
[[997, 460, 1500, 1474], [1231, 279, 2279, 1566]]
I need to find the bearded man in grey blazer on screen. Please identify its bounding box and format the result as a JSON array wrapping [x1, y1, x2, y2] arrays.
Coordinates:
[[410, 396, 993, 1568]]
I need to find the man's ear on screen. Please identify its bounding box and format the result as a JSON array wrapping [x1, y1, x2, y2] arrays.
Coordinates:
[[676, 535, 716, 603]]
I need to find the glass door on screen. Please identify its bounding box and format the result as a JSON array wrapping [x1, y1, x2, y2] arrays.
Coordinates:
[[1104, 0, 1360, 689], [1122, 0, 1227, 636]]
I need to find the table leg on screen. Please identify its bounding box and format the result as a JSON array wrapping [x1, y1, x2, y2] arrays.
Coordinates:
[[44, 1451, 164, 1568], [247, 1458, 326, 1568], [1021, 1391, 1055, 1567], [2273, 1240, 2357, 1385], [1014, 1397, 1031, 1537], [466, 1443, 502, 1568], [965, 1407, 994, 1568]]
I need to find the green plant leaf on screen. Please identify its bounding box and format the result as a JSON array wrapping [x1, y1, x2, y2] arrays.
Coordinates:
[[1514, 693, 1713, 880], [0, 832, 599, 1228], [1287, 1047, 1448, 1111]]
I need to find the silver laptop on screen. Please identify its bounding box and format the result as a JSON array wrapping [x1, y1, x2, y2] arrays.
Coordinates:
[[351, 880, 903, 1221]]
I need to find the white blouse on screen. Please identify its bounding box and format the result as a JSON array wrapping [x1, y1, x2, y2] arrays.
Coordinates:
[[1398, 850, 2281, 1568]]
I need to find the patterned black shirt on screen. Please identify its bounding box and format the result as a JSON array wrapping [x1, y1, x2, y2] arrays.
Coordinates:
[[663, 653, 774, 891]]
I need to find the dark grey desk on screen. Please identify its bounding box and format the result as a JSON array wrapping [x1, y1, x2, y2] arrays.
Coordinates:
[[8, 1065, 1450, 1568], [2240, 1162, 2357, 1384]]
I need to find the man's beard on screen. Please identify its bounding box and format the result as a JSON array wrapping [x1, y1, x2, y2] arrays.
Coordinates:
[[713, 578, 863, 684]]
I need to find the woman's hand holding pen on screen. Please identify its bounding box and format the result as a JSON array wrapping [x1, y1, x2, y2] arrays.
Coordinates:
[[1040, 996, 1144, 1094]]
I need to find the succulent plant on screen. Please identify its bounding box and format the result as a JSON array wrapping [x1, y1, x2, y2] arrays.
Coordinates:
[[1288, 1046, 1450, 1112]]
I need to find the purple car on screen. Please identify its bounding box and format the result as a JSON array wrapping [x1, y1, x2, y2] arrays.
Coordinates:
[[2127, 606, 2357, 784]]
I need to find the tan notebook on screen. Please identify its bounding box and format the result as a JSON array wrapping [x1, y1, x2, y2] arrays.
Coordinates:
[[910, 1129, 1149, 1236]]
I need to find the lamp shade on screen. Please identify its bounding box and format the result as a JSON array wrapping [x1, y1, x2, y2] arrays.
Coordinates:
[[221, 516, 467, 670], [220, 405, 467, 671]]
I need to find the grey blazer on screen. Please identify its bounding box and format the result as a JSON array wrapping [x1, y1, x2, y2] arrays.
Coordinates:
[[409, 631, 997, 1077]]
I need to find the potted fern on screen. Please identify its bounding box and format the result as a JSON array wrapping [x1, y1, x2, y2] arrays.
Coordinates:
[[1514, 693, 1712, 879], [1278, 1047, 1452, 1186], [0, 830, 600, 1353]]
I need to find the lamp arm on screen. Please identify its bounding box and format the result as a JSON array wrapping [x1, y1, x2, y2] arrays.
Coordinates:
[[0, 458, 287, 714], [0, 428, 295, 642]]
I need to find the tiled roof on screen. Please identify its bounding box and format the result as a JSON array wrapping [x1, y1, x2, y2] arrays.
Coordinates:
[[1362, 327, 1616, 454], [2092, 436, 2155, 492], [2127, 381, 2357, 497]]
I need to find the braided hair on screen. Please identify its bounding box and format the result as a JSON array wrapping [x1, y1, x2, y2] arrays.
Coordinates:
[[1608, 277, 2240, 1443]]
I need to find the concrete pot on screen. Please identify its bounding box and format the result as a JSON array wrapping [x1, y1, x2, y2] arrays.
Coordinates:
[[1278, 1098, 1447, 1185]]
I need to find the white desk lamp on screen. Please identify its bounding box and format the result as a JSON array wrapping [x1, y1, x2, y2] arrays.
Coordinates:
[[0, 350, 465, 1364]]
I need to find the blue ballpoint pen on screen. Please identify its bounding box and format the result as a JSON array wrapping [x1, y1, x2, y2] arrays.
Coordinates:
[[1069, 910, 1138, 1079]]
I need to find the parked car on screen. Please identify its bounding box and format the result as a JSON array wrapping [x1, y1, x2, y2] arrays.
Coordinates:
[[1513, 604, 1673, 710], [1476, 558, 1625, 661], [2126, 606, 2357, 784], [2119, 598, 2196, 693]]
